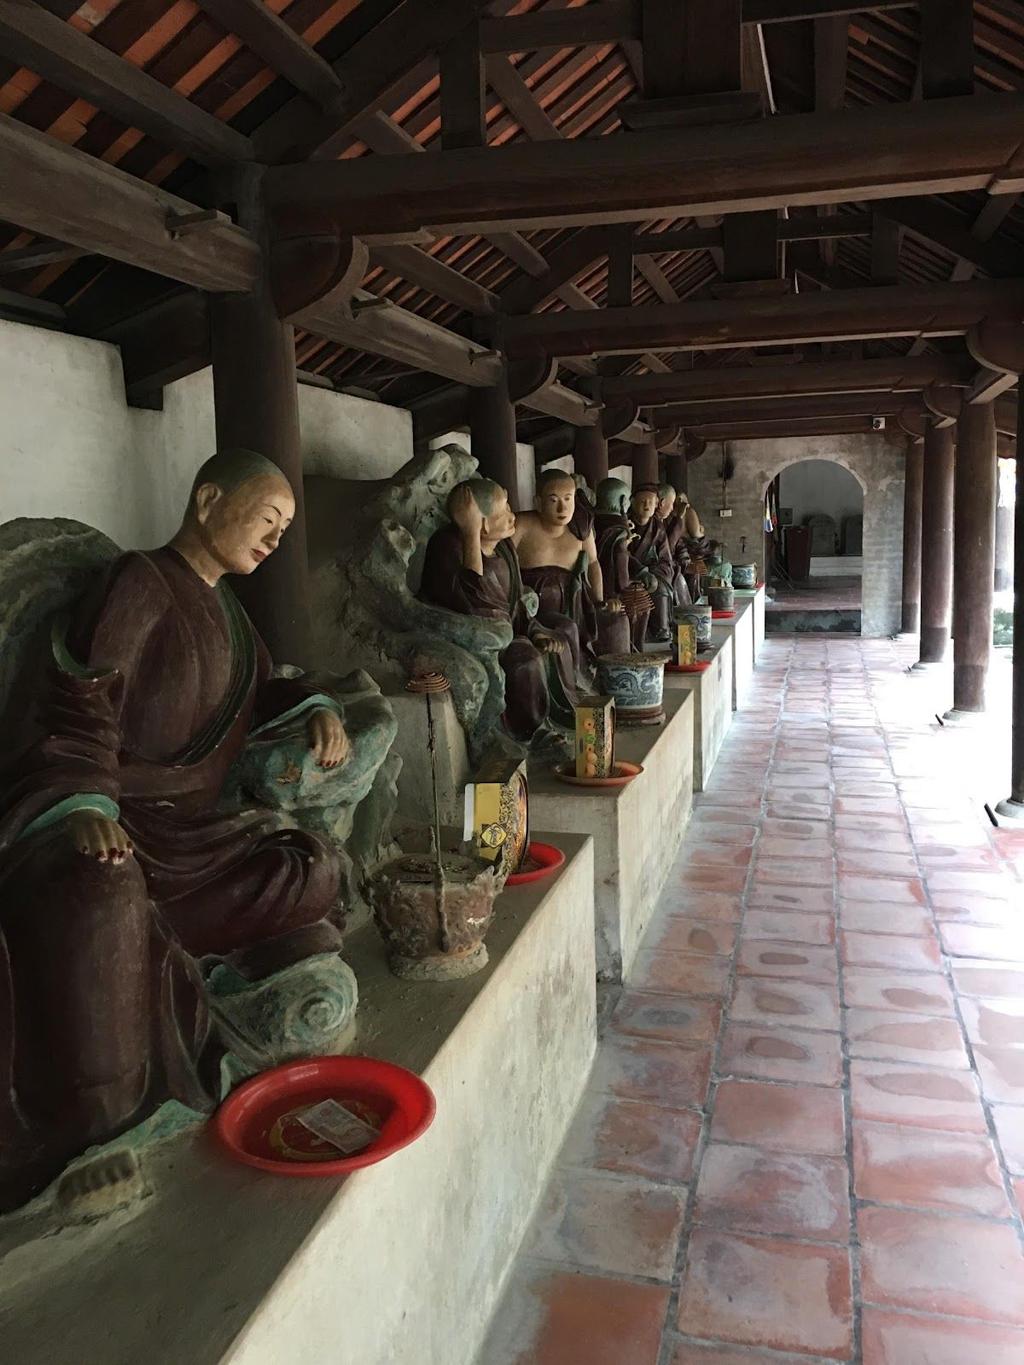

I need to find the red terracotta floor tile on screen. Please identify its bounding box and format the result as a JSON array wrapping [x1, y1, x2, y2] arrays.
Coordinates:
[[630, 950, 731, 999], [561, 1094, 703, 1184], [646, 916, 737, 958], [717, 1023, 843, 1087], [753, 856, 835, 887], [668, 1342, 826, 1365], [853, 1121, 1010, 1217], [973, 1045, 1024, 1104], [743, 909, 836, 946], [755, 836, 834, 860], [837, 874, 926, 905], [729, 978, 841, 1032], [1014, 1177, 1024, 1221], [711, 1079, 845, 1156], [858, 1205, 1024, 1325], [834, 827, 915, 854], [589, 1037, 712, 1109], [834, 812, 908, 832], [683, 865, 750, 894], [851, 1060, 987, 1133], [686, 844, 754, 870], [961, 997, 1024, 1050], [925, 869, 1019, 897], [760, 818, 830, 839], [677, 1230, 853, 1360], [940, 921, 1024, 962], [736, 941, 838, 985], [934, 896, 1024, 928], [693, 1143, 850, 1241], [747, 884, 837, 914], [842, 968, 956, 1017], [527, 1168, 686, 1281], [685, 821, 758, 847], [837, 901, 934, 937], [835, 798, 905, 817], [691, 805, 764, 827], [845, 1009, 971, 1069], [669, 891, 743, 923], [861, 1307, 1024, 1365], [952, 961, 1024, 999], [840, 930, 942, 973], [992, 1108, 1024, 1178], [611, 991, 721, 1046], [764, 802, 833, 822], [483, 1265, 671, 1365], [917, 843, 1004, 870], [838, 851, 920, 879]]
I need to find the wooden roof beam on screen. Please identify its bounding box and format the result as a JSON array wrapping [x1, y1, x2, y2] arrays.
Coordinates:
[[501, 280, 1024, 358], [683, 413, 917, 442], [264, 95, 1024, 236], [647, 391, 915, 427], [195, 0, 345, 112], [878, 198, 1023, 278], [0, 113, 259, 291], [0, 0, 252, 167]]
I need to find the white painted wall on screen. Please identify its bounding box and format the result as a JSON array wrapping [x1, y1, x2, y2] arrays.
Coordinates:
[[0, 319, 414, 550], [428, 428, 537, 510]]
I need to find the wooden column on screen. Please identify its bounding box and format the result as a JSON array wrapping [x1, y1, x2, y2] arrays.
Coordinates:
[[948, 403, 997, 713], [469, 368, 521, 505], [573, 424, 609, 488], [996, 411, 1024, 819], [210, 291, 310, 666], [632, 436, 659, 486], [915, 421, 955, 666], [665, 451, 687, 494], [901, 439, 924, 633]]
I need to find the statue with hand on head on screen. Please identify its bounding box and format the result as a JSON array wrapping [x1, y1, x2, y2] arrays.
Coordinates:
[[629, 483, 677, 643], [677, 489, 709, 551], [657, 483, 693, 608], [418, 477, 580, 742], [0, 449, 352, 1213]]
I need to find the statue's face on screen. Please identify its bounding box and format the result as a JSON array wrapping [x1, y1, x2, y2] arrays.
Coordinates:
[[535, 477, 576, 528], [631, 490, 659, 525], [658, 491, 675, 520], [482, 488, 516, 542], [196, 473, 296, 576]]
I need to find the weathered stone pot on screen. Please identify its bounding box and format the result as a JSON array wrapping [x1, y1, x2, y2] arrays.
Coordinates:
[[732, 562, 757, 589], [596, 653, 668, 726], [367, 853, 498, 980], [676, 602, 713, 648], [707, 583, 735, 612]]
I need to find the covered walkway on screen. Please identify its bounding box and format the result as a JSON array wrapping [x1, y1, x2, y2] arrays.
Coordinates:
[[482, 636, 1024, 1365]]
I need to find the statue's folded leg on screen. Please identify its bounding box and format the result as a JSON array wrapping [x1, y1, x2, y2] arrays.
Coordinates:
[[499, 637, 548, 740], [159, 827, 343, 983]]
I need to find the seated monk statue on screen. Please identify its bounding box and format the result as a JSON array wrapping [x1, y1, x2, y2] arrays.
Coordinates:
[[677, 490, 712, 556], [593, 477, 648, 652], [629, 484, 677, 643], [512, 468, 606, 666], [568, 473, 595, 541], [418, 478, 579, 743], [658, 482, 693, 608], [0, 450, 352, 1214]]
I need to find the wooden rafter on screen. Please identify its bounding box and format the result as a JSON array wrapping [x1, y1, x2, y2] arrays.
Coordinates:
[[194, 0, 345, 113]]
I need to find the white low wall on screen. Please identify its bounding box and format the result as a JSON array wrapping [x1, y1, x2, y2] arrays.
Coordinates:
[[664, 634, 734, 790], [0, 319, 413, 549]]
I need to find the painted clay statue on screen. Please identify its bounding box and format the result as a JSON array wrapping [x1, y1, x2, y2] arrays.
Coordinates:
[[658, 482, 693, 607], [0, 450, 354, 1213], [418, 478, 579, 742], [593, 478, 650, 651], [513, 468, 605, 665], [629, 484, 676, 643], [569, 473, 596, 540]]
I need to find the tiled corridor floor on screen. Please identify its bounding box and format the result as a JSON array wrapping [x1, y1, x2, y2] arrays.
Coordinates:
[[480, 637, 1024, 1365]]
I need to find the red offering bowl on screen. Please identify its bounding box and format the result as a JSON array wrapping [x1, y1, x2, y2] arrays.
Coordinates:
[[506, 841, 566, 886], [555, 760, 643, 788], [213, 1056, 436, 1177], [666, 660, 711, 673], [712, 609, 736, 619]]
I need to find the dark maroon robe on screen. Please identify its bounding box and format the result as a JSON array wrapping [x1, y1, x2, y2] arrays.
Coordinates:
[[521, 561, 596, 669], [661, 513, 693, 606], [594, 512, 633, 599], [0, 548, 342, 1210], [418, 526, 579, 737]]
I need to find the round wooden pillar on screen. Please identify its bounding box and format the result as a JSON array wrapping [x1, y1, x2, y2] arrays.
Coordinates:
[[948, 404, 997, 714], [469, 372, 521, 506], [665, 451, 687, 495], [901, 439, 924, 634], [573, 424, 609, 488], [916, 422, 955, 667], [632, 437, 659, 487], [210, 291, 310, 666]]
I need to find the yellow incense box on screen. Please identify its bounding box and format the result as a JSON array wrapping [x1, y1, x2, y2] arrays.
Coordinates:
[[574, 695, 616, 779], [675, 622, 697, 666], [463, 757, 530, 877]]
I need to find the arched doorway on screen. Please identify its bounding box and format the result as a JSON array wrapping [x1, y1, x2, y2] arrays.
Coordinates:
[[767, 458, 865, 634]]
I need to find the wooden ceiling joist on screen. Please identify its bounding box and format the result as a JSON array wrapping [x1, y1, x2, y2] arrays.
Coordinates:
[[195, 0, 345, 113], [500, 280, 1024, 358], [0, 113, 259, 292], [0, 0, 252, 167], [689, 413, 910, 442], [645, 391, 918, 427], [264, 95, 1024, 236], [878, 198, 1024, 278]]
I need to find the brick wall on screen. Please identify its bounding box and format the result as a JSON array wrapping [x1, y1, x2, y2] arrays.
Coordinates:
[[687, 432, 907, 637]]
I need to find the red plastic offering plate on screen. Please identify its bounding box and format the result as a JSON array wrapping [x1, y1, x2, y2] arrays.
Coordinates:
[[506, 840, 566, 886], [555, 760, 644, 788], [213, 1056, 436, 1177], [666, 660, 711, 673], [712, 609, 737, 619]]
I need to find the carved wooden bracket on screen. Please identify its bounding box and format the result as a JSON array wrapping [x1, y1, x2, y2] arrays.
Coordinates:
[[602, 398, 641, 440], [507, 353, 558, 403], [269, 216, 369, 321], [654, 424, 681, 451], [923, 384, 962, 428], [966, 319, 1024, 376], [897, 407, 929, 442], [684, 433, 708, 462]]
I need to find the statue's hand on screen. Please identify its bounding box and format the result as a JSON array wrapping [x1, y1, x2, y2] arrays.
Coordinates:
[[450, 485, 484, 536], [641, 571, 658, 591], [536, 633, 566, 656], [67, 811, 134, 863], [308, 708, 350, 770], [604, 598, 625, 614]]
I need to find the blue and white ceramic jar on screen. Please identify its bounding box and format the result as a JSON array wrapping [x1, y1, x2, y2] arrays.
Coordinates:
[[596, 653, 668, 725], [676, 603, 713, 647]]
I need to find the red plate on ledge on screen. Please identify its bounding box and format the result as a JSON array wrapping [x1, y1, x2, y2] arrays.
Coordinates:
[[666, 660, 711, 673], [506, 840, 566, 886], [555, 760, 644, 788], [213, 1056, 436, 1177], [712, 609, 736, 619]]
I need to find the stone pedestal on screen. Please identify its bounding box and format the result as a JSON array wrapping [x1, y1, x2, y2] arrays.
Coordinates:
[[663, 634, 734, 790], [711, 597, 754, 709], [0, 836, 597, 1365], [734, 584, 766, 661], [385, 683, 470, 825], [529, 692, 695, 982]]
